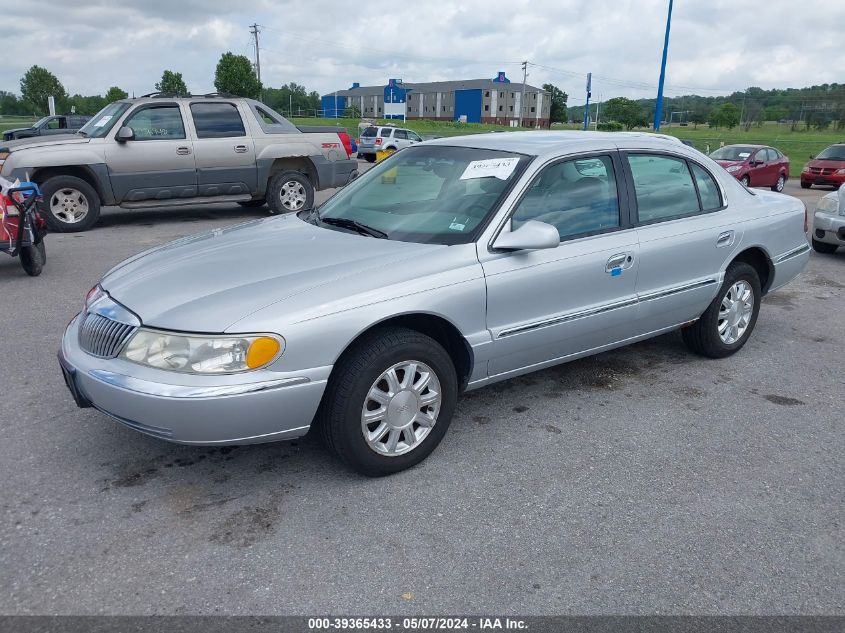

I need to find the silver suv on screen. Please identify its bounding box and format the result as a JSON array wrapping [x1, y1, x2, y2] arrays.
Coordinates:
[[357, 125, 423, 163], [0, 94, 358, 231]]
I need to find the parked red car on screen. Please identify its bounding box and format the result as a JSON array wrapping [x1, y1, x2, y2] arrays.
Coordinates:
[[709, 144, 789, 192], [800, 144, 845, 189]]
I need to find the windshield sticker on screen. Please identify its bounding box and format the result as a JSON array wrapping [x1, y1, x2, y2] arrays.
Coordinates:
[[460, 157, 520, 181], [738, 152, 751, 159], [93, 115, 112, 127], [448, 221, 466, 231]]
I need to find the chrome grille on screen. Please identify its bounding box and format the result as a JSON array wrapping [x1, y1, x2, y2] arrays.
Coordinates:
[[78, 312, 136, 358]]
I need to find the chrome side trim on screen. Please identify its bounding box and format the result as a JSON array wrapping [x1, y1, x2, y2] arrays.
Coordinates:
[[87, 370, 310, 399], [498, 297, 638, 338], [638, 278, 718, 303], [773, 243, 811, 264]]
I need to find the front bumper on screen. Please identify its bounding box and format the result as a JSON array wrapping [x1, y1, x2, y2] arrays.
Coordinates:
[[59, 314, 330, 445], [813, 211, 845, 246], [801, 171, 845, 187]]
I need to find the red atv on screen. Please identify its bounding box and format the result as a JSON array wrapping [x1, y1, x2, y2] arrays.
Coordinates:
[[0, 183, 46, 276]]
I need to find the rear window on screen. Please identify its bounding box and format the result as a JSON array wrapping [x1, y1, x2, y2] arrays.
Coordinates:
[[190, 102, 246, 138], [361, 127, 378, 137], [380, 128, 393, 138]]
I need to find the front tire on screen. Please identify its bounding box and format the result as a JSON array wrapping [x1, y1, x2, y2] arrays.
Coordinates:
[[266, 170, 314, 215], [772, 174, 786, 192], [682, 262, 761, 359], [812, 239, 838, 254], [739, 175, 750, 188], [39, 175, 101, 232], [316, 327, 458, 477]]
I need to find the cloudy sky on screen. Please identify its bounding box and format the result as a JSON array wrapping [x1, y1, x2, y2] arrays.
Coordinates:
[[1, 0, 843, 104]]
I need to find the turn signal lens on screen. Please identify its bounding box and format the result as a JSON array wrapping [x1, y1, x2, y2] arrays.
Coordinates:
[[246, 336, 282, 369]]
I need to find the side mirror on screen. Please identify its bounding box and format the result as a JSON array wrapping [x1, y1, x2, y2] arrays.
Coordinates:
[[493, 220, 560, 251], [116, 126, 135, 142]]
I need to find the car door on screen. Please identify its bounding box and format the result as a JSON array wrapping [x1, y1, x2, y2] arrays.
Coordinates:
[[379, 128, 394, 150], [481, 152, 640, 378], [764, 148, 781, 185], [393, 128, 409, 149], [189, 101, 257, 197], [41, 117, 68, 136], [105, 102, 198, 202], [623, 152, 737, 331]]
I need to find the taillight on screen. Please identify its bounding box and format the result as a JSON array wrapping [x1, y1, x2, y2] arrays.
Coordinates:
[[336, 131, 353, 158], [375, 137, 382, 146]]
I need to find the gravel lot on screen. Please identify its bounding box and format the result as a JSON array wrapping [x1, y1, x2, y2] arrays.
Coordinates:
[[0, 174, 842, 615]]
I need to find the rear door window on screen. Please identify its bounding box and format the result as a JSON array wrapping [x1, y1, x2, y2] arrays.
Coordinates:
[[627, 154, 701, 223], [689, 163, 722, 211], [190, 102, 246, 138], [380, 128, 393, 138], [394, 129, 408, 140]]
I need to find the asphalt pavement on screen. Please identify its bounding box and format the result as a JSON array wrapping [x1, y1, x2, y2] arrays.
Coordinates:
[[0, 173, 842, 615]]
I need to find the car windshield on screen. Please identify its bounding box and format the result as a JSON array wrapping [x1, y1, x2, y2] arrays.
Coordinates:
[[77, 102, 131, 138], [816, 145, 845, 161], [710, 146, 756, 161], [314, 145, 530, 245]]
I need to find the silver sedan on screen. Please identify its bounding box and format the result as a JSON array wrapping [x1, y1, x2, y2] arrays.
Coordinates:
[[59, 132, 810, 476]]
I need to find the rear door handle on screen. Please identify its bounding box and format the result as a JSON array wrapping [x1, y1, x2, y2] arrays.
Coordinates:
[[234, 145, 248, 153], [606, 252, 632, 273], [716, 230, 734, 247], [176, 146, 191, 155]]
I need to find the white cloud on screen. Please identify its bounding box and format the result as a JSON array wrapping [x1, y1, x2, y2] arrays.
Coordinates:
[[0, 0, 842, 102]]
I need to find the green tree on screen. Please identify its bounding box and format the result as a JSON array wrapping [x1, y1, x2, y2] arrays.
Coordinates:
[[689, 110, 707, 128], [67, 94, 107, 115], [807, 111, 831, 130], [214, 52, 262, 98], [542, 83, 568, 123], [602, 97, 647, 130], [0, 91, 29, 115], [104, 86, 128, 103], [708, 103, 741, 129], [20, 65, 67, 115], [263, 83, 320, 116], [155, 70, 189, 96]]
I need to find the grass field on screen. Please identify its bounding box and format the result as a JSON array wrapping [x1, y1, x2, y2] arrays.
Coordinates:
[[0, 116, 37, 133]]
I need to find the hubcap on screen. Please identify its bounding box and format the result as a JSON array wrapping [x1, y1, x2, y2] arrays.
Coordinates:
[[776, 176, 784, 191], [361, 360, 441, 457], [49, 188, 89, 223], [718, 280, 754, 344], [279, 180, 307, 211]]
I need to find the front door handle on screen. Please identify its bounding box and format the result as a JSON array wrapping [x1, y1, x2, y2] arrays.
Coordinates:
[[176, 146, 191, 155], [716, 230, 734, 247], [606, 252, 632, 273], [234, 145, 248, 153]]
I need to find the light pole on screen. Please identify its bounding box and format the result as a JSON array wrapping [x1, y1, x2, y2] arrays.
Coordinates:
[[653, 0, 673, 131]]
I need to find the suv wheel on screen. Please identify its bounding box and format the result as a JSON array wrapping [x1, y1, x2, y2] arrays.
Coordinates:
[[39, 175, 101, 232], [267, 170, 314, 215], [316, 327, 457, 476]]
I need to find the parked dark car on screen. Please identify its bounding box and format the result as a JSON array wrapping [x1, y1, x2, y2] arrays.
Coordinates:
[[710, 144, 789, 192], [801, 144, 845, 189], [2, 115, 91, 141]]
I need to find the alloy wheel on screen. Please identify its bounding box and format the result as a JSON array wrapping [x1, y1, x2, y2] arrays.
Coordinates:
[[50, 188, 89, 224], [279, 180, 307, 211], [360, 360, 442, 457], [718, 280, 754, 344]]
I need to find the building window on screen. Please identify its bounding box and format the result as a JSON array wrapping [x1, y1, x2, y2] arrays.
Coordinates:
[[510, 92, 514, 98], [531, 107, 535, 112], [378, 107, 381, 113], [484, 104, 489, 112], [485, 91, 490, 97], [509, 105, 513, 112], [533, 93, 537, 99], [498, 105, 503, 112], [499, 92, 504, 98]]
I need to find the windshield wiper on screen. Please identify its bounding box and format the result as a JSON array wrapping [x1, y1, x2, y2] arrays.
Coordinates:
[[76, 130, 88, 137], [320, 217, 388, 239]]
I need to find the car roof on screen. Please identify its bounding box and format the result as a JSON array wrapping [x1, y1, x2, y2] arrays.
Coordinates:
[[424, 130, 684, 157], [720, 143, 769, 149]]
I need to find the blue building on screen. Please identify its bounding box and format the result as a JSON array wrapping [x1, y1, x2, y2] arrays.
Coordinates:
[[322, 72, 550, 127]]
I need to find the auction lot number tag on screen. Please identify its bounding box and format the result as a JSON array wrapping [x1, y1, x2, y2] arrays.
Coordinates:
[[459, 157, 520, 181]]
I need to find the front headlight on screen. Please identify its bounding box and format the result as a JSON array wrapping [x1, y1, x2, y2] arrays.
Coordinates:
[[802, 163, 810, 172], [726, 165, 741, 173], [816, 196, 839, 215], [121, 329, 284, 374]]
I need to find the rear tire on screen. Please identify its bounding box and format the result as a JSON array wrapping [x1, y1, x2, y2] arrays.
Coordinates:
[[316, 327, 458, 477], [266, 170, 314, 215], [19, 243, 44, 277], [771, 174, 786, 192], [364, 154, 376, 163], [39, 175, 100, 232], [812, 239, 838, 254], [682, 262, 761, 359]]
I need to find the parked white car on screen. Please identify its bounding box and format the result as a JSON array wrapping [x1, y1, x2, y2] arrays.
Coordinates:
[[811, 186, 845, 253], [357, 125, 423, 162]]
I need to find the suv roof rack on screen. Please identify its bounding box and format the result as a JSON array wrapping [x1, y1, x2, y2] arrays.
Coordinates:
[[138, 91, 241, 99]]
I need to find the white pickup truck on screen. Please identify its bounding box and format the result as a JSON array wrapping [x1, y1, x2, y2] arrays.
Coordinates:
[[0, 94, 358, 232]]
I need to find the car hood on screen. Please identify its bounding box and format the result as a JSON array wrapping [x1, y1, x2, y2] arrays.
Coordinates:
[[714, 159, 745, 168], [101, 214, 447, 332], [1, 134, 88, 151]]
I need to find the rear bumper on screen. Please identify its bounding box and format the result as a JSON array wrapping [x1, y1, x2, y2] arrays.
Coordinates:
[[769, 242, 811, 293], [59, 314, 329, 445], [314, 157, 358, 189], [813, 211, 845, 246]]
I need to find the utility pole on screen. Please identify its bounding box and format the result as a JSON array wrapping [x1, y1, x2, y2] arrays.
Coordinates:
[[595, 93, 602, 129], [250, 23, 261, 83], [582, 72, 592, 131], [653, 0, 673, 130], [519, 61, 528, 128]]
